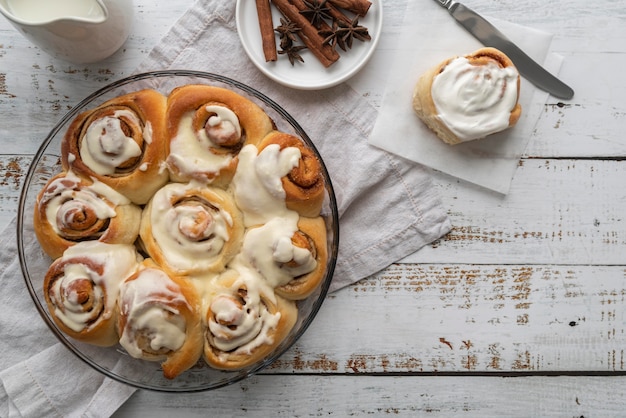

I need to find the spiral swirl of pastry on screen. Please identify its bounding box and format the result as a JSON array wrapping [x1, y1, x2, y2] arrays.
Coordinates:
[[203, 269, 297, 370], [117, 260, 203, 379], [139, 182, 244, 276], [165, 84, 274, 185], [43, 241, 141, 346], [412, 47, 522, 144], [257, 131, 325, 218], [61, 89, 169, 204], [239, 215, 327, 300], [33, 171, 142, 259]]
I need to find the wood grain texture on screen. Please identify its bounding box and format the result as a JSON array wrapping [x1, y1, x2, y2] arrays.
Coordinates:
[[1, 0, 625, 415], [114, 375, 626, 417], [267, 263, 626, 373]]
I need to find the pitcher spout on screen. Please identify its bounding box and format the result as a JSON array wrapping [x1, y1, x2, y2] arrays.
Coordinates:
[[0, 0, 107, 26]]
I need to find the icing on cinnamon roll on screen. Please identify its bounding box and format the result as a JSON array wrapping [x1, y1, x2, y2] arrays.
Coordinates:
[[139, 182, 244, 276], [412, 47, 522, 145], [117, 260, 203, 379], [431, 56, 519, 141], [231, 143, 302, 227], [257, 131, 325, 218], [238, 215, 317, 288], [61, 89, 169, 204], [203, 268, 297, 370], [34, 171, 142, 259], [80, 109, 144, 176], [44, 241, 141, 346], [165, 84, 274, 185]]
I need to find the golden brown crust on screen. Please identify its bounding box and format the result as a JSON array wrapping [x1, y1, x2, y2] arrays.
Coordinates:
[[275, 216, 328, 300], [43, 243, 140, 347], [165, 84, 275, 185], [139, 184, 244, 277], [412, 47, 522, 145], [33, 172, 141, 259], [257, 131, 325, 217], [117, 259, 204, 379], [61, 89, 169, 204], [36, 84, 331, 379], [203, 269, 298, 370]]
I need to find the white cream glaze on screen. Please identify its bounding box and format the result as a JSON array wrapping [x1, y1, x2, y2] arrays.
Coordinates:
[[204, 105, 242, 143], [118, 267, 190, 360], [51, 242, 140, 332], [239, 215, 317, 287], [207, 270, 280, 355], [40, 170, 130, 235], [167, 106, 242, 180], [149, 182, 234, 272], [80, 110, 143, 175], [431, 57, 519, 142], [232, 144, 301, 227]]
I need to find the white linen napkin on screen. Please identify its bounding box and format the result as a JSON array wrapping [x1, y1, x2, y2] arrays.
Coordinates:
[[134, 0, 451, 292], [0, 219, 137, 418], [369, 0, 567, 194], [0, 0, 451, 416]]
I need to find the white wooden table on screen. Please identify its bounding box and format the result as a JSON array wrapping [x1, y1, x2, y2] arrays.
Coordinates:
[[2, 0, 626, 416]]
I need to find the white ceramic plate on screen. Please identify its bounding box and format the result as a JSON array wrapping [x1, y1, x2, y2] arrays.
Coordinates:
[[236, 0, 383, 90]]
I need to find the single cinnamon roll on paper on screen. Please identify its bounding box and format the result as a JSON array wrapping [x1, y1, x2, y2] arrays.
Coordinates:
[[412, 47, 522, 145], [240, 215, 328, 300], [43, 241, 141, 347], [61, 89, 169, 204], [117, 259, 204, 379], [257, 131, 325, 218], [203, 268, 297, 370], [139, 182, 244, 277], [165, 84, 274, 186], [33, 171, 141, 259]]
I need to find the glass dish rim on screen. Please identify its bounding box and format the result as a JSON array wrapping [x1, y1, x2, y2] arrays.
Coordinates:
[[16, 69, 340, 393]]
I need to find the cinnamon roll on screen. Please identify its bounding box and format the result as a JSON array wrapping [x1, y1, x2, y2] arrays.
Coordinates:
[[257, 131, 325, 218], [117, 259, 203, 379], [240, 215, 328, 300], [165, 84, 274, 186], [43, 241, 141, 346], [203, 268, 297, 370], [412, 47, 522, 145], [33, 171, 142, 259], [139, 182, 244, 277], [61, 89, 169, 204], [231, 133, 324, 227]]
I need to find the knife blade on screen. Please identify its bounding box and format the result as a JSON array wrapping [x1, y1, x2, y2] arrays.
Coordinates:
[[435, 0, 574, 100]]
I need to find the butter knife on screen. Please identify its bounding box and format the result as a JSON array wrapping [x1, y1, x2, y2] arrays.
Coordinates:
[[435, 0, 574, 100]]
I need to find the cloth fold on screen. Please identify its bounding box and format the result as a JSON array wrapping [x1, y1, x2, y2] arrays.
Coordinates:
[[134, 0, 451, 292], [1, 0, 451, 416]]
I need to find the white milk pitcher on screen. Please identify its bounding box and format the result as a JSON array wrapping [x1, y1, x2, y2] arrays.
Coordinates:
[[0, 0, 133, 64]]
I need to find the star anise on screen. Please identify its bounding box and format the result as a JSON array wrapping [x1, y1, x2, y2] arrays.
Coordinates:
[[300, 0, 332, 29], [275, 17, 301, 43], [336, 16, 371, 49], [319, 20, 343, 51], [279, 43, 308, 66]]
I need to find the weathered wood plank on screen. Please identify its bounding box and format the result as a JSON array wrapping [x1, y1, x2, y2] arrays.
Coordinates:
[[3, 156, 626, 267], [113, 375, 626, 417], [409, 158, 626, 265], [264, 264, 626, 374], [0, 0, 194, 154]]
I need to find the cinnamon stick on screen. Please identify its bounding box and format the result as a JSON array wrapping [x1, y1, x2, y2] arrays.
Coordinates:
[[271, 0, 340, 67], [290, 0, 335, 32], [328, 0, 371, 16], [255, 0, 278, 62], [325, 1, 355, 25]]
